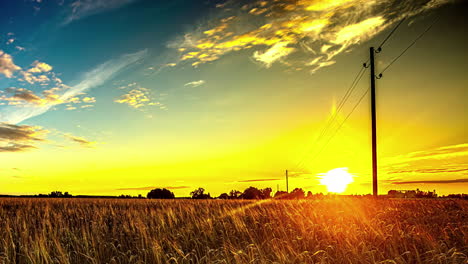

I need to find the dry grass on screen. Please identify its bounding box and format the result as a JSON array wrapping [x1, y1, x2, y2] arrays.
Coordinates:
[[0, 198, 466, 264]]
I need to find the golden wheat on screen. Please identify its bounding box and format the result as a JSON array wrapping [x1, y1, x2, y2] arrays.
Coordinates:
[[0, 198, 466, 264]]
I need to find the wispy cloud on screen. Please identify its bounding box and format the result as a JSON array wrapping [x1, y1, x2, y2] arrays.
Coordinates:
[[391, 178, 468, 184], [0, 143, 37, 152], [381, 143, 468, 185], [238, 178, 281, 183], [1, 49, 147, 124], [63, 0, 138, 25], [169, 0, 451, 72], [388, 168, 468, 174], [116, 186, 190, 191], [184, 80, 205, 88], [383, 143, 468, 166], [61, 49, 147, 100], [63, 133, 95, 147]]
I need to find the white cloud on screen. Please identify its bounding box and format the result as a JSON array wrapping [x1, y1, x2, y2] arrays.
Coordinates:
[[20, 72, 50, 84], [27, 61, 53, 73], [184, 80, 206, 88], [253, 42, 295, 68], [0, 51, 21, 78]]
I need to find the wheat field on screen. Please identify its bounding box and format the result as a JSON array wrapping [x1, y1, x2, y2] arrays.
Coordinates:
[[0, 198, 466, 264]]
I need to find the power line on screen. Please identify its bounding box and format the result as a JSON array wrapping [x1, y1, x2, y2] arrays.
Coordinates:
[[306, 86, 370, 168], [292, 65, 367, 171], [291, 13, 439, 174], [378, 17, 406, 49], [379, 15, 441, 75], [296, 69, 368, 171], [314, 66, 365, 145]]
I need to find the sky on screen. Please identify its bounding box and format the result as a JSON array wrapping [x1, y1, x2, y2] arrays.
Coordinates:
[[0, 0, 466, 196]]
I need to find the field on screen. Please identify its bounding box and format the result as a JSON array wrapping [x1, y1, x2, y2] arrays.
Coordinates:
[[0, 198, 466, 264]]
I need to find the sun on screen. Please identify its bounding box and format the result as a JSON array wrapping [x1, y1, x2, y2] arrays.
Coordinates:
[[319, 168, 354, 193]]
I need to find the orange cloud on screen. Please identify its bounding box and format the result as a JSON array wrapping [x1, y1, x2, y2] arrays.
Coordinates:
[[0, 123, 49, 152], [170, 0, 451, 72]]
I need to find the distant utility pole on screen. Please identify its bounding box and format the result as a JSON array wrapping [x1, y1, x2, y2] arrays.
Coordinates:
[[285, 170, 289, 193], [369, 47, 378, 198]]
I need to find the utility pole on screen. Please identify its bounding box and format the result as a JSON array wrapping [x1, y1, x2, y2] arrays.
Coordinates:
[[369, 47, 378, 198], [285, 170, 289, 193]]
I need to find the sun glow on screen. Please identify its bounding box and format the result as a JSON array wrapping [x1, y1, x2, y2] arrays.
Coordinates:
[[319, 167, 354, 193]]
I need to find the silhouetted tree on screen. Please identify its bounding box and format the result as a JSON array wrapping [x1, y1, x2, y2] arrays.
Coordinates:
[[445, 194, 468, 199], [229, 190, 242, 199], [274, 191, 289, 199], [261, 188, 272, 199], [240, 187, 272, 199], [240, 187, 263, 199], [190, 188, 211, 199], [290, 188, 305, 199], [218, 193, 229, 199], [49, 191, 63, 197], [47, 191, 72, 198], [147, 188, 175, 199], [306, 191, 313, 199]]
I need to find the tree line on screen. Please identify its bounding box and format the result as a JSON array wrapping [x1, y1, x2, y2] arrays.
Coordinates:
[[4, 188, 465, 199], [147, 186, 326, 200]]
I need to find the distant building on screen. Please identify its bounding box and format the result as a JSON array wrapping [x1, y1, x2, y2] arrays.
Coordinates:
[[387, 189, 437, 198]]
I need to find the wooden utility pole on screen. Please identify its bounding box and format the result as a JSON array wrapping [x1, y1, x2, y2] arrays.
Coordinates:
[[369, 47, 378, 197], [285, 170, 289, 193]]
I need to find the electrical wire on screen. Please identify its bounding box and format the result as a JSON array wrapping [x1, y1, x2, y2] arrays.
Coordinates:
[[302, 85, 370, 170], [291, 65, 367, 172], [294, 68, 368, 171], [378, 17, 406, 49], [379, 15, 440, 75]]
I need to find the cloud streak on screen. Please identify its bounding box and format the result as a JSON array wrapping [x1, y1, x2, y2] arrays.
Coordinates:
[[388, 168, 468, 174], [184, 80, 205, 88], [238, 178, 281, 183], [391, 178, 468, 184], [63, 133, 95, 147], [116, 186, 190, 191], [383, 143, 468, 166], [63, 0, 138, 25]]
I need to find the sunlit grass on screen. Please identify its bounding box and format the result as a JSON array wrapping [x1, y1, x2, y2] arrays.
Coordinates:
[[0, 198, 466, 263]]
